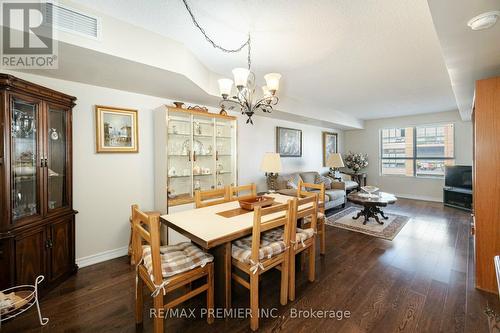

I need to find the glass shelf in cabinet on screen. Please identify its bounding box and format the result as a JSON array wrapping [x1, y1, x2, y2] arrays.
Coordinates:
[[14, 175, 36, 182]]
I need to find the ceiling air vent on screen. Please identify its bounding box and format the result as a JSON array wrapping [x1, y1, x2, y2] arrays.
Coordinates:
[[44, 3, 101, 39]]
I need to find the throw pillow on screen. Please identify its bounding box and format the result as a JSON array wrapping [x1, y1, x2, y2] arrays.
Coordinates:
[[286, 174, 302, 189], [314, 174, 332, 190]]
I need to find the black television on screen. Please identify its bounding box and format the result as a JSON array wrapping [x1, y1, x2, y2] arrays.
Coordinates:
[[445, 165, 472, 189]]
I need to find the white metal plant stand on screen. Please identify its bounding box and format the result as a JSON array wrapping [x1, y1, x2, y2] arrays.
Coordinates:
[[0, 275, 49, 327]]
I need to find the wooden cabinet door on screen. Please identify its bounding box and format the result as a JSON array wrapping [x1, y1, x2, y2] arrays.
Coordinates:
[[48, 216, 74, 281], [14, 227, 46, 285], [44, 103, 72, 217], [0, 238, 12, 288], [8, 93, 45, 228]]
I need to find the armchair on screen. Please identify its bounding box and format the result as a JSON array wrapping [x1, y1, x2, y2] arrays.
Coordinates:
[[338, 173, 361, 192]]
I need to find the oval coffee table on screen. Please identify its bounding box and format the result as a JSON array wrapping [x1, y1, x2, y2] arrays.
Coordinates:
[[347, 192, 397, 225]]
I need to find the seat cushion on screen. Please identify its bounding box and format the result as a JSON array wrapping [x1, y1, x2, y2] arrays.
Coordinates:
[[262, 227, 315, 248], [325, 189, 346, 201], [344, 180, 358, 190], [308, 188, 329, 202], [304, 212, 325, 222], [142, 242, 213, 279], [296, 227, 315, 243], [232, 232, 287, 264]]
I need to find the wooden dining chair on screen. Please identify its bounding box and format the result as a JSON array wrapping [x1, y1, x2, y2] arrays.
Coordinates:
[[298, 179, 326, 255], [194, 186, 231, 208], [288, 195, 318, 301], [230, 183, 257, 200], [132, 205, 215, 333], [231, 202, 292, 331], [129, 206, 161, 265]]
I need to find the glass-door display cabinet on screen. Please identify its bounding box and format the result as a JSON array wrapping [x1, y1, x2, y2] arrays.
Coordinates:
[[154, 106, 237, 211], [0, 74, 77, 290]]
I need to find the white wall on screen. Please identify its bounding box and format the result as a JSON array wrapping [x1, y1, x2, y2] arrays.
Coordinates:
[[237, 117, 343, 192], [344, 111, 472, 202], [3, 70, 164, 264], [3, 71, 341, 263]]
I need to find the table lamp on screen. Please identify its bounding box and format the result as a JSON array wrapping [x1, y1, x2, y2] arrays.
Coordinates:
[[326, 153, 344, 178], [260, 153, 282, 191]]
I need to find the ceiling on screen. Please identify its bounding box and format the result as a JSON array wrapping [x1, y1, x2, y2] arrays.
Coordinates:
[[428, 0, 500, 120], [20, 42, 352, 129], [72, 0, 458, 120]]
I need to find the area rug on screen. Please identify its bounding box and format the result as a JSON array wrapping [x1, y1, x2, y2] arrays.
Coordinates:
[[326, 206, 409, 240]]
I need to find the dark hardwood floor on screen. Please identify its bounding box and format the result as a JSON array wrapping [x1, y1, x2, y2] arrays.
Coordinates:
[[3, 199, 499, 333]]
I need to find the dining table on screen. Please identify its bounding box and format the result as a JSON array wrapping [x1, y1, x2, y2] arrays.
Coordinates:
[[160, 193, 302, 310]]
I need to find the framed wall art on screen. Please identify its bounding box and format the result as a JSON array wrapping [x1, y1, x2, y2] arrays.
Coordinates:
[[276, 126, 302, 157], [95, 105, 138, 153], [322, 132, 338, 166]]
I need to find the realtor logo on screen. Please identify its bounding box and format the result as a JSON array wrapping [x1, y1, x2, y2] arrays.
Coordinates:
[[1, 1, 58, 68]]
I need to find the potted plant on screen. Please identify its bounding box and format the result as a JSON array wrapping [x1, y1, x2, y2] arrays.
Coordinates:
[[344, 152, 368, 173]]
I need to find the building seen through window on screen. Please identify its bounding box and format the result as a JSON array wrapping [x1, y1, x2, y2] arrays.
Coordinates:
[[380, 124, 454, 178]]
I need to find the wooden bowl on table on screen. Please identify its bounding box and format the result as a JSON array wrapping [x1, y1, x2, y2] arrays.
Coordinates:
[[238, 196, 275, 211]]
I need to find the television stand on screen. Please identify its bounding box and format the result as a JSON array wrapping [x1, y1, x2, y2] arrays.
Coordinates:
[[443, 187, 472, 211]]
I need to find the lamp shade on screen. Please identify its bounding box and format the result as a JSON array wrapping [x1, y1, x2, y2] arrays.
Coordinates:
[[260, 152, 282, 173], [326, 153, 344, 168], [218, 78, 233, 97], [232, 67, 250, 87], [264, 73, 281, 92]]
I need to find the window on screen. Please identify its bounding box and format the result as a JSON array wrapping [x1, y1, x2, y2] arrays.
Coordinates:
[[380, 124, 454, 178]]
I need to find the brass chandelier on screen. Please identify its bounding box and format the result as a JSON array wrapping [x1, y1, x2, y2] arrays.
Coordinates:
[[181, 0, 282, 124]]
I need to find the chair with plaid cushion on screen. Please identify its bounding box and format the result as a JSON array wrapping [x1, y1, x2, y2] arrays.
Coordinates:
[[288, 194, 318, 301], [231, 201, 292, 331], [132, 205, 214, 333], [298, 179, 327, 255]]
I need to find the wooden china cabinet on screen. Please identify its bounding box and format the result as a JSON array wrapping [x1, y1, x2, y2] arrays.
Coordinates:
[[0, 74, 77, 291]]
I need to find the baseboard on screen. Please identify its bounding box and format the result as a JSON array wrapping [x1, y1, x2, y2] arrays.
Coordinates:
[[394, 193, 442, 203], [76, 246, 128, 268]]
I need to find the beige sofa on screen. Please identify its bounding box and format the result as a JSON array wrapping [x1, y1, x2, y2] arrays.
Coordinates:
[[274, 171, 347, 210]]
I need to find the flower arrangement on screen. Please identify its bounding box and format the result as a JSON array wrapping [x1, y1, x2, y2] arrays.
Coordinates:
[[344, 152, 368, 173]]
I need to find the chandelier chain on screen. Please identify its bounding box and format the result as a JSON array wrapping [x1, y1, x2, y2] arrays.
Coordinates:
[[181, 0, 251, 69]]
